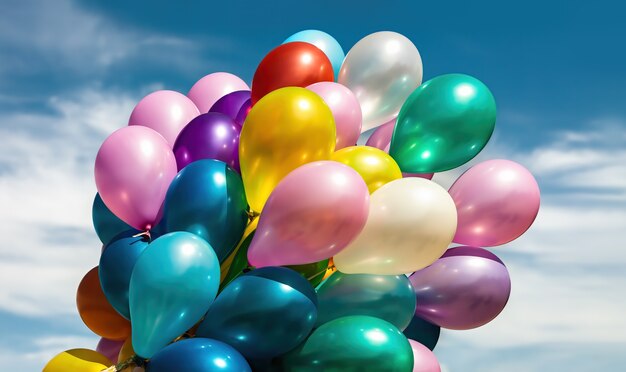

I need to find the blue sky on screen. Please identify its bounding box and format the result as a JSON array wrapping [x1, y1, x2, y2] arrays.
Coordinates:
[[1, 0, 625, 370]]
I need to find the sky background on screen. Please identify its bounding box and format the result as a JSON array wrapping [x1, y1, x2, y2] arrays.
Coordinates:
[[1, 0, 625, 370]]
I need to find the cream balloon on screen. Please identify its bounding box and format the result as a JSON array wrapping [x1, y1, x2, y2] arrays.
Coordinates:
[[334, 178, 457, 275]]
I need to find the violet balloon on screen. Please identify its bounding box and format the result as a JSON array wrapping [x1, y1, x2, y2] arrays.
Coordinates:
[[173, 113, 241, 172], [128, 90, 200, 147], [409, 246, 511, 330], [95, 126, 178, 231], [209, 90, 252, 127], [408, 339, 441, 372], [449, 159, 540, 247], [95, 338, 123, 364], [247, 161, 369, 267], [188, 72, 250, 113]]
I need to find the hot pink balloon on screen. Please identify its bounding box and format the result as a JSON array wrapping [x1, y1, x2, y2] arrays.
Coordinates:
[[95, 126, 178, 231], [247, 161, 369, 267], [449, 159, 540, 247], [188, 72, 250, 113], [128, 90, 200, 147], [408, 340, 441, 372], [307, 82, 362, 149], [96, 338, 124, 364]]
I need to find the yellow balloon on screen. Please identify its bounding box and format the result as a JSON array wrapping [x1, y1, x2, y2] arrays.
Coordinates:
[[331, 146, 402, 193], [43, 349, 111, 372], [240, 87, 336, 212]]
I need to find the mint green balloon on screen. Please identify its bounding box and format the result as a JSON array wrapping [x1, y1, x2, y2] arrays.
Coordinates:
[[389, 74, 496, 173], [281, 315, 413, 371]]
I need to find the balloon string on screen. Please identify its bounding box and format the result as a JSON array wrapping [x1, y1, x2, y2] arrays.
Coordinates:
[[307, 265, 336, 281], [132, 230, 152, 241]]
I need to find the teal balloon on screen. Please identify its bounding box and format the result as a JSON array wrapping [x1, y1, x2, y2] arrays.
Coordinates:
[[389, 73, 496, 173], [164, 159, 248, 263], [316, 272, 416, 330], [147, 338, 251, 372], [130, 232, 220, 358], [283, 30, 345, 79], [99, 230, 149, 319], [196, 267, 317, 359], [281, 315, 413, 371], [403, 315, 440, 351], [92, 193, 138, 245]]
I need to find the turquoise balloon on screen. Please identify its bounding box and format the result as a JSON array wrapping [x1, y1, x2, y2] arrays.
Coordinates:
[[92, 193, 138, 245], [281, 315, 413, 371], [147, 338, 251, 372], [130, 232, 220, 358], [389, 74, 496, 173], [164, 159, 248, 263], [316, 272, 416, 330], [283, 30, 345, 79]]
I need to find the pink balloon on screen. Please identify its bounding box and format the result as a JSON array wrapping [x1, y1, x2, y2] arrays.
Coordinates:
[[247, 161, 369, 267], [128, 90, 199, 147], [408, 339, 441, 372], [307, 82, 362, 149], [449, 159, 540, 247], [95, 126, 178, 231], [188, 72, 250, 113], [96, 338, 124, 364]]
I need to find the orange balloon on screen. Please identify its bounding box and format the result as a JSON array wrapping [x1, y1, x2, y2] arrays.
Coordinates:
[[77, 267, 131, 340], [251, 42, 334, 104]]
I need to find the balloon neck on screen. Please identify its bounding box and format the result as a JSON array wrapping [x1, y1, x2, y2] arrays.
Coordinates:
[[101, 355, 143, 372], [246, 209, 260, 225], [132, 230, 152, 241]]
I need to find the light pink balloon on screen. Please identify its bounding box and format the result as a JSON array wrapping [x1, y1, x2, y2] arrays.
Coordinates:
[[95, 126, 178, 231], [96, 338, 124, 364], [188, 72, 250, 113], [247, 161, 369, 267], [408, 340, 441, 372], [449, 159, 540, 247], [307, 82, 362, 149], [128, 90, 199, 147]]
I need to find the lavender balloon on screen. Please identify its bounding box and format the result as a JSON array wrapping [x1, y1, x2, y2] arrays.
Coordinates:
[[173, 113, 241, 172], [409, 246, 511, 330], [209, 90, 252, 127], [95, 338, 123, 364]]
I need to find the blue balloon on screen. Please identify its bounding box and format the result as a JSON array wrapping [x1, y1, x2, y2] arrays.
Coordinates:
[[244, 266, 317, 306], [130, 232, 220, 358], [99, 230, 149, 319], [147, 338, 251, 372], [403, 315, 441, 351], [196, 268, 317, 359], [164, 159, 248, 263], [92, 193, 138, 245], [283, 30, 345, 79]]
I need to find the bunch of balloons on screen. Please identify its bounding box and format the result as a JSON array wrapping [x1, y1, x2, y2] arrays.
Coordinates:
[[44, 29, 540, 372]]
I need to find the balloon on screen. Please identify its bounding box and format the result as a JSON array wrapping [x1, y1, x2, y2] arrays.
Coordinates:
[[208, 90, 252, 127], [99, 231, 149, 319], [307, 82, 362, 150], [130, 232, 220, 358], [408, 340, 441, 372], [251, 42, 334, 104], [331, 146, 402, 193], [409, 246, 511, 330], [188, 72, 250, 113], [197, 267, 317, 359], [220, 219, 257, 288], [128, 90, 200, 147], [239, 87, 336, 212], [96, 338, 124, 365], [316, 271, 416, 330], [92, 193, 138, 245], [287, 259, 330, 287], [284, 30, 345, 79], [172, 113, 241, 172], [334, 178, 457, 275], [281, 315, 413, 371], [389, 74, 497, 173], [403, 316, 440, 351], [118, 338, 144, 372], [449, 159, 541, 246], [43, 349, 111, 372], [147, 338, 251, 372], [339, 31, 422, 132], [95, 126, 178, 231], [163, 159, 248, 263], [247, 161, 369, 267], [77, 267, 131, 340]]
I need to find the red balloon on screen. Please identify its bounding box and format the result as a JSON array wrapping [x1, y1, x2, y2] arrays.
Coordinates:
[[251, 42, 334, 104]]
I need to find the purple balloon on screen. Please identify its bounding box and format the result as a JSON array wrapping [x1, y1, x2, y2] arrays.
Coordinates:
[[209, 90, 252, 127], [173, 113, 241, 172], [409, 246, 511, 330], [96, 338, 124, 364]]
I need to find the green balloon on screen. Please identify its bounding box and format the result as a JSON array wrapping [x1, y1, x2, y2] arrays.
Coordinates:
[[288, 259, 330, 287], [316, 272, 416, 330], [389, 74, 496, 173], [281, 315, 413, 371]]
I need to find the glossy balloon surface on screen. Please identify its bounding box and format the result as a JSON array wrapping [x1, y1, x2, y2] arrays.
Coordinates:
[[147, 338, 251, 372], [43, 349, 111, 372], [284, 30, 345, 78], [331, 146, 402, 193], [188, 72, 250, 113]]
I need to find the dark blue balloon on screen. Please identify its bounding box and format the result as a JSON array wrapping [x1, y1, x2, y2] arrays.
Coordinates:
[[92, 193, 138, 245], [403, 315, 441, 351], [244, 266, 318, 306], [99, 230, 149, 319], [164, 159, 248, 263], [147, 338, 251, 372]]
